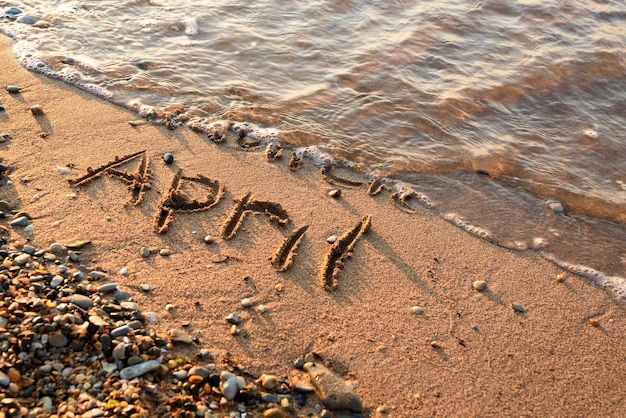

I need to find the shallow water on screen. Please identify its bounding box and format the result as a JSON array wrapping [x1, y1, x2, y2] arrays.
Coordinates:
[[2, 0, 625, 299]]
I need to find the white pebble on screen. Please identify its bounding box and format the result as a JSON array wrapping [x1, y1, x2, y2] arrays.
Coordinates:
[[411, 306, 423, 315], [241, 298, 252, 308]]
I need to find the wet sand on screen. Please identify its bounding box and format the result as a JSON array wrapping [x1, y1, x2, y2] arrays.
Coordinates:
[[1, 35, 626, 416]]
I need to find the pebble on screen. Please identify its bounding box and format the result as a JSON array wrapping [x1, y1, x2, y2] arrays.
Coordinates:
[[67, 250, 79, 261], [226, 312, 240, 325], [261, 374, 277, 390], [88, 270, 106, 279], [411, 306, 424, 315], [67, 294, 93, 309], [111, 325, 131, 337], [473, 280, 488, 291], [140, 246, 150, 257], [294, 358, 305, 370], [22, 244, 36, 254], [14, 253, 31, 265], [258, 304, 266, 314], [41, 396, 54, 413], [326, 235, 337, 244], [204, 234, 214, 244], [120, 360, 161, 380], [304, 362, 362, 412], [6, 85, 21, 93], [548, 202, 564, 213], [10, 216, 29, 227], [263, 408, 288, 418], [0, 371, 9, 387], [30, 104, 44, 115], [220, 372, 238, 400], [0, 133, 9, 141], [512, 303, 525, 313], [48, 332, 68, 348], [328, 189, 341, 198], [24, 224, 34, 232], [184, 367, 208, 382], [160, 248, 171, 256], [98, 283, 118, 293], [169, 329, 193, 344], [241, 298, 252, 308], [141, 283, 151, 292], [49, 243, 66, 256], [163, 153, 174, 164], [119, 266, 129, 276]]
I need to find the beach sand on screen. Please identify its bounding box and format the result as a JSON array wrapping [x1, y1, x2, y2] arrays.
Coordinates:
[[1, 35, 625, 417]]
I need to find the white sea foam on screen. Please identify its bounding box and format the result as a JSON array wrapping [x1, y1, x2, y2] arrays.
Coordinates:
[[541, 252, 626, 302], [443, 213, 495, 242], [183, 18, 198, 36]]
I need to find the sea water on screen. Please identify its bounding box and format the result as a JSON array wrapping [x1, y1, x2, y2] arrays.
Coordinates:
[[1, 0, 625, 299]]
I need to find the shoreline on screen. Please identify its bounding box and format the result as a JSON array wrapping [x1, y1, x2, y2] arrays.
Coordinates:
[[1, 34, 626, 417]]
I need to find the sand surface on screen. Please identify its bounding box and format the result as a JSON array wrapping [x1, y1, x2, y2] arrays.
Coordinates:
[[1, 35, 626, 417]]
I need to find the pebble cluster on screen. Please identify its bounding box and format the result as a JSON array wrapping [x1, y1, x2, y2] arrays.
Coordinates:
[[0, 227, 360, 417]]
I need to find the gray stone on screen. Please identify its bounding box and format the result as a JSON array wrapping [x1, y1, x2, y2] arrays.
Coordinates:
[[304, 362, 363, 412], [188, 366, 211, 379], [173, 370, 188, 380], [241, 298, 252, 308], [41, 396, 54, 413], [67, 250, 79, 262], [88, 271, 106, 279], [120, 360, 160, 380], [48, 332, 68, 348], [140, 247, 150, 258], [98, 283, 117, 293], [261, 393, 279, 404], [169, 329, 193, 344], [22, 245, 36, 255], [49, 243, 66, 256], [119, 267, 129, 277], [120, 301, 140, 311], [0, 371, 9, 387], [220, 372, 238, 400], [49, 275, 64, 288], [226, 312, 239, 325], [111, 325, 131, 337], [159, 248, 171, 257], [10, 216, 28, 227], [67, 294, 92, 309], [14, 253, 31, 265], [548, 202, 564, 213], [512, 303, 525, 313]]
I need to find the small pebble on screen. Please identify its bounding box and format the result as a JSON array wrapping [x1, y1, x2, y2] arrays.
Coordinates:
[[548, 202, 564, 213], [258, 304, 266, 314], [512, 303, 525, 313], [204, 235, 214, 244], [163, 153, 174, 164], [141, 283, 151, 292], [328, 189, 341, 198], [411, 306, 424, 315], [159, 248, 171, 256], [140, 247, 150, 258], [6, 85, 20, 94], [327, 235, 337, 244], [241, 298, 252, 308], [30, 104, 44, 115], [261, 374, 277, 390], [119, 266, 129, 276], [473, 280, 488, 291], [10, 216, 29, 227]]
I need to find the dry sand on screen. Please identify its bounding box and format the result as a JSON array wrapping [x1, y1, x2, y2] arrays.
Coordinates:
[[1, 35, 625, 417]]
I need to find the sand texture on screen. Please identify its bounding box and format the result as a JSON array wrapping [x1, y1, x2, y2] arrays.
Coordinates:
[[1, 35, 626, 417]]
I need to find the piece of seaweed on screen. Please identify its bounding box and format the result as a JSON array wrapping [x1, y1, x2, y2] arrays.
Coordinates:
[[220, 193, 252, 240], [319, 215, 372, 290], [271, 225, 309, 271]]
